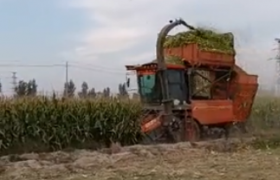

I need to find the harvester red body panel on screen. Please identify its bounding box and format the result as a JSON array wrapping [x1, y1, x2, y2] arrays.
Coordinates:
[[230, 67, 258, 121], [191, 100, 234, 125], [125, 20, 258, 142], [164, 43, 235, 67]]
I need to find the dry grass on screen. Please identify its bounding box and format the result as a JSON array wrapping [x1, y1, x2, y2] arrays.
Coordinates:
[[0, 138, 280, 180]]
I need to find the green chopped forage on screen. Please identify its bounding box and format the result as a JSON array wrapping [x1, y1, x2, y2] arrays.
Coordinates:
[[164, 28, 235, 54]]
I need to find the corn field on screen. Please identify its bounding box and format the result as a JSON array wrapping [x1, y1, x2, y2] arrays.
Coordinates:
[[248, 96, 280, 130], [0, 95, 278, 155], [0, 97, 143, 155]]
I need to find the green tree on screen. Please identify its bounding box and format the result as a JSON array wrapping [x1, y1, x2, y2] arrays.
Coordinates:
[[15, 80, 28, 97], [118, 83, 128, 98], [88, 87, 96, 98], [103, 87, 110, 98], [78, 81, 89, 98], [27, 79, 37, 96], [64, 80, 76, 97], [0, 80, 2, 94]]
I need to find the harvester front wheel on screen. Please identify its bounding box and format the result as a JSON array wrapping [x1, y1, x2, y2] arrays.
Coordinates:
[[185, 118, 201, 142], [167, 115, 186, 143]]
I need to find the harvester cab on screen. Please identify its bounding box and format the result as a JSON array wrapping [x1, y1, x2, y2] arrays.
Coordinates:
[[126, 62, 187, 105], [125, 19, 258, 143]]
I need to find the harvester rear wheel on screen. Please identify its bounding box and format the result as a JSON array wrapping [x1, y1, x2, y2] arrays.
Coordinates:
[[185, 118, 201, 142]]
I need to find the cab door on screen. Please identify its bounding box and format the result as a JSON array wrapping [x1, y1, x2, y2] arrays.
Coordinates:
[[166, 69, 188, 103]]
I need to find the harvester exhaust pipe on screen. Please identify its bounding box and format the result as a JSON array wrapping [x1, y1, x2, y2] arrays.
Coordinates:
[[156, 18, 195, 126]]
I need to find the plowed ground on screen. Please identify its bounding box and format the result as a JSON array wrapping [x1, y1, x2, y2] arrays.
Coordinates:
[[0, 138, 279, 180]]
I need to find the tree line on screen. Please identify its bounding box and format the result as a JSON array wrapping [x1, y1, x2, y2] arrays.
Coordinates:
[[63, 80, 130, 98], [3, 78, 139, 99]]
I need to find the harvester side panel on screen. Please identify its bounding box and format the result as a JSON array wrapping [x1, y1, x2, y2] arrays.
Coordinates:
[[191, 100, 234, 125], [164, 44, 235, 67], [231, 65, 258, 121]]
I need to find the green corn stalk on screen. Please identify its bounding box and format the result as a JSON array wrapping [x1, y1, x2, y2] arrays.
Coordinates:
[[0, 97, 143, 155]]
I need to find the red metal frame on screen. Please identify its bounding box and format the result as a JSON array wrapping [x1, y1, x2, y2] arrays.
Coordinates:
[[125, 44, 258, 126], [164, 44, 235, 67]]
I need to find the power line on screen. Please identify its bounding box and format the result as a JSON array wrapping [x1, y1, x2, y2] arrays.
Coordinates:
[[68, 64, 125, 75], [0, 62, 130, 96], [0, 64, 125, 93], [0, 64, 64, 67], [0, 63, 125, 74], [67, 60, 124, 71]]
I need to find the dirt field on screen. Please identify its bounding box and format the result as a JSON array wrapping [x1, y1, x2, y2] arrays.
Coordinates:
[[0, 138, 279, 180]]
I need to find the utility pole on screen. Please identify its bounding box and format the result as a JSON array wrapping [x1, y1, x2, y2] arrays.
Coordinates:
[[12, 71, 17, 94], [275, 38, 280, 96], [65, 61, 69, 96]]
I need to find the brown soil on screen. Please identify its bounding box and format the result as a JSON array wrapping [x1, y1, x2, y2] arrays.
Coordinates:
[[0, 138, 279, 180]]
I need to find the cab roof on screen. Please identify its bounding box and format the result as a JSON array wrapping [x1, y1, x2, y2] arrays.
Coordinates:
[[125, 59, 184, 71]]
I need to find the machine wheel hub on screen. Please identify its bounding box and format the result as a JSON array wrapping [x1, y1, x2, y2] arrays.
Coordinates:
[[185, 118, 201, 142]]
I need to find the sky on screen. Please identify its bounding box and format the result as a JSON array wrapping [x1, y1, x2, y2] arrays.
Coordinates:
[[0, 0, 279, 95]]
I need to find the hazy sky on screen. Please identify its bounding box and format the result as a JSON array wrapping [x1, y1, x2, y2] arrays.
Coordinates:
[[0, 0, 279, 95]]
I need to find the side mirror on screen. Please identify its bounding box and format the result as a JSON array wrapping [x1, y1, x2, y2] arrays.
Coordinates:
[[126, 78, 130, 87]]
